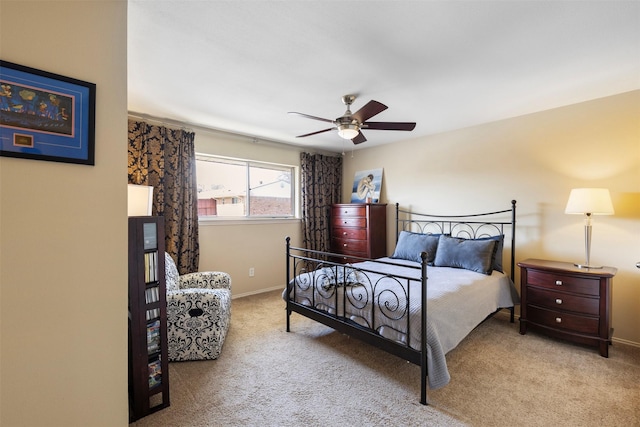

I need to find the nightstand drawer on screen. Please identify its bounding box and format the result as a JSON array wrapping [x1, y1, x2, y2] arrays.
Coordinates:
[[332, 217, 367, 228], [527, 287, 599, 316], [527, 270, 599, 296], [527, 305, 599, 335], [331, 227, 367, 240]]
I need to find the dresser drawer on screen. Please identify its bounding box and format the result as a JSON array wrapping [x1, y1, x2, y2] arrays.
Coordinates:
[[331, 227, 367, 240], [527, 270, 599, 296], [332, 217, 367, 228], [527, 305, 599, 335], [331, 238, 368, 255], [527, 287, 599, 316], [332, 205, 366, 218]]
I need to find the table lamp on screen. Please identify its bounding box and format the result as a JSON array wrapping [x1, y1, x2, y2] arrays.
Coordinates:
[[128, 184, 154, 216], [564, 188, 614, 269]]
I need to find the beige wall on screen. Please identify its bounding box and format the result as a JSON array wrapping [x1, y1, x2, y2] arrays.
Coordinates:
[[194, 128, 311, 297], [342, 90, 640, 346], [1, 1, 128, 425]]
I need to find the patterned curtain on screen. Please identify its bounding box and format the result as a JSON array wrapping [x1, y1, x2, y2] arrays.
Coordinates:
[[128, 119, 199, 274], [300, 152, 343, 252]]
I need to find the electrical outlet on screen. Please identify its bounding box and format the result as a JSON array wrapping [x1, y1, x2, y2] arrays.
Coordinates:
[[249, 267, 255, 277]]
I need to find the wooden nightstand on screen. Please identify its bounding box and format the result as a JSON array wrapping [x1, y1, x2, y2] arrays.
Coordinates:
[[518, 258, 617, 357]]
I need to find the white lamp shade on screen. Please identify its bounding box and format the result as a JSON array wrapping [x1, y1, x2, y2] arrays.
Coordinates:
[[337, 124, 359, 140], [128, 184, 154, 216], [565, 188, 614, 215]]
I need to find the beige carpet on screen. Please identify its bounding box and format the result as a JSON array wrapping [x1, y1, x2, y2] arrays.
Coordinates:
[[131, 290, 640, 426]]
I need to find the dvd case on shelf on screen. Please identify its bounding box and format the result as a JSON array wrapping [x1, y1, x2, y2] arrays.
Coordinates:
[[145, 308, 160, 321], [143, 252, 159, 283], [147, 320, 160, 354], [145, 286, 160, 304], [148, 358, 162, 388]]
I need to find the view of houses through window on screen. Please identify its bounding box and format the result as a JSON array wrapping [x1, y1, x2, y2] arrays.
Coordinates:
[[196, 154, 295, 218]]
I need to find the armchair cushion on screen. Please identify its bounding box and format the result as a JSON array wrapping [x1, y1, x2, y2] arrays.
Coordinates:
[[166, 288, 231, 361]]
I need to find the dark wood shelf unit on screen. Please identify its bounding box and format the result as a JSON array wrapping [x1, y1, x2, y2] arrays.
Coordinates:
[[128, 216, 170, 421]]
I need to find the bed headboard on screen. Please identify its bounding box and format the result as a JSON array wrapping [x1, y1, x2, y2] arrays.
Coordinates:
[[394, 200, 517, 281]]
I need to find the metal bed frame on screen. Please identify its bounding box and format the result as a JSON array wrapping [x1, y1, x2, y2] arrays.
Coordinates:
[[285, 200, 516, 405]]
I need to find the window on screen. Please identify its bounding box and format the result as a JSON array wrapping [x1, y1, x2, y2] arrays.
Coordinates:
[[195, 154, 296, 219]]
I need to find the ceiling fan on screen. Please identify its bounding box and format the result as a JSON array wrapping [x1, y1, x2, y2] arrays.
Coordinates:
[[288, 95, 416, 144]]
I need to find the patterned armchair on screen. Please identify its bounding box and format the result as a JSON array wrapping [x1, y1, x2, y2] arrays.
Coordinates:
[[164, 252, 231, 361]]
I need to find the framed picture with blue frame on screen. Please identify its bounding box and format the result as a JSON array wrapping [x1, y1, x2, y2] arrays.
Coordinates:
[[351, 168, 383, 203], [0, 60, 96, 165]]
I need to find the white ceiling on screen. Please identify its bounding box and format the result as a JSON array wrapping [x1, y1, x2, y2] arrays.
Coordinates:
[[128, 1, 640, 153]]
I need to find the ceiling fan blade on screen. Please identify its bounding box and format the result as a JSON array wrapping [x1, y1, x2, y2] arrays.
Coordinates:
[[352, 100, 388, 123], [363, 121, 416, 131], [352, 132, 367, 145], [296, 127, 335, 138], [288, 111, 334, 124]]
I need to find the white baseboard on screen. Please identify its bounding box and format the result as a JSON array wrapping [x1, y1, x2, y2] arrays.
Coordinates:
[[612, 336, 640, 348], [232, 285, 283, 299], [495, 309, 640, 348]]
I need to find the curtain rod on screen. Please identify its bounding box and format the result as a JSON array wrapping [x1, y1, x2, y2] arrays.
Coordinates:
[[128, 111, 194, 132], [127, 110, 339, 156]]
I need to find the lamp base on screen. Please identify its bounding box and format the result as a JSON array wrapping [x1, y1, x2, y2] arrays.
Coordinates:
[[574, 263, 603, 269]]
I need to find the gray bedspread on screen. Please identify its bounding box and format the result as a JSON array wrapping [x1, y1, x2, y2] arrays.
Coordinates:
[[284, 257, 519, 389]]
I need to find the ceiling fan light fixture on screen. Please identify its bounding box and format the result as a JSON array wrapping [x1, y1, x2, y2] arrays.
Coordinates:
[[337, 123, 359, 140]]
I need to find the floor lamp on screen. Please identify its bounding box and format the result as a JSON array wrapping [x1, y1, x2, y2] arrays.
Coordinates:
[[564, 188, 614, 269]]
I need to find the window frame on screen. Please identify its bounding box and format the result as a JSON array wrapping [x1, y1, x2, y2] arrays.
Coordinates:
[[195, 153, 299, 222]]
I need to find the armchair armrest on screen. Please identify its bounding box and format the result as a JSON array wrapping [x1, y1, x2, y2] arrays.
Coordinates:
[[179, 271, 231, 291]]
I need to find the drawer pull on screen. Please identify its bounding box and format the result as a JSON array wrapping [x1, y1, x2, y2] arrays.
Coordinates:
[[343, 243, 347, 247], [344, 210, 348, 214], [555, 317, 562, 323], [555, 280, 563, 286], [555, 298, 563, 305], [342, 231, 347, 235], [344, 221, 348, 224]]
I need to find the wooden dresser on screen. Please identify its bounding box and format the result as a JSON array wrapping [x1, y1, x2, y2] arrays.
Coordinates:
[[330, 203, 387, 263], [518, 258, 617, 357]]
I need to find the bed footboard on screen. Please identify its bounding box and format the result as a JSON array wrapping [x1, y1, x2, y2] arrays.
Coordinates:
[[285, 237, 430, 404]]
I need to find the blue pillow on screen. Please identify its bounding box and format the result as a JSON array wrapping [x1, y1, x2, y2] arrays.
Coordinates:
[[433, 235, 498, 275], [474, 235, 504, 273], [391, 231, 440, 264]]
